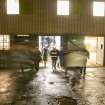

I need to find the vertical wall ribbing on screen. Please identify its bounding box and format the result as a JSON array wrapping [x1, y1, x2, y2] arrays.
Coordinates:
[[0, 0, 104, 35]]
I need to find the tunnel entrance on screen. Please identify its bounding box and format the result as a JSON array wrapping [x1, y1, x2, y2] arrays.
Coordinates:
[[38, 36, 61, 69]]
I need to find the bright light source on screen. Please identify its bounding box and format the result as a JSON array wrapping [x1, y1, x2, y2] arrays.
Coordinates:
[[57, 0, 69, 15], [0, 35, 10, 50], [16, 35, 30, 36], [84, 37, 97, 50], [7, 0, 19, 14], [54, 36, 61, 50], [93, 2, 105, 16]]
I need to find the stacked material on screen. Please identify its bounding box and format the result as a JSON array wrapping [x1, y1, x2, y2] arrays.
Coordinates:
[[0, 52, 8, 69], [64, 50, 88, 69], [9, 48, 35, 69]]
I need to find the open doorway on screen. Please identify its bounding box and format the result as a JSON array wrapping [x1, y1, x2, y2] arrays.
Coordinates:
[[84, 37, 97, 66], [39, 36, 61, 51], [84, 36, 104, 67], [38, 36, 61, 68]]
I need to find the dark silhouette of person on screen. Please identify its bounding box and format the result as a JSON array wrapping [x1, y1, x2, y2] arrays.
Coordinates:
[[50, 47, 59, 72], [59, 47, 64, 68], [42, 46, 49, 68], [80, 48, 89, 76], [34, 47, 42, 72]]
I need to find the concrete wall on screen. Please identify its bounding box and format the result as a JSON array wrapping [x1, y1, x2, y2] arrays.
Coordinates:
[[96, 37, 104, 66], [0, 0, 105, 35]]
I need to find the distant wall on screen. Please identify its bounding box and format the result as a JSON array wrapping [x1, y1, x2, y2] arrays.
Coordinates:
[[0, 0, 105, 35]]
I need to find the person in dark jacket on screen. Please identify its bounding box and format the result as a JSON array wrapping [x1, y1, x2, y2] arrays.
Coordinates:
[[80, 48, 89, 76], [59, 47, 64, 68], [42, 46, 49, 68], [50, 47, 59, 72], [34, 47, 42, 72]]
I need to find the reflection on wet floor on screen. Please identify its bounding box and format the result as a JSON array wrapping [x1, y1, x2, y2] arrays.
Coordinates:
[[0, 70, 17, 105], [1, 66, 105, 105]]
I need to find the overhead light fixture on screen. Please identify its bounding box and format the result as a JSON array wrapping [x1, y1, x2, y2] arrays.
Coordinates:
[[16, 35, 30, 36]]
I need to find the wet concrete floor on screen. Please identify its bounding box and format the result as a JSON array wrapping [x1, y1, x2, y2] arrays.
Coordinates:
[[0, 66, 105, 105]]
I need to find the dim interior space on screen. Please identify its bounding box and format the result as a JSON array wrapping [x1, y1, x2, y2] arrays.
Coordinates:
[[0, 35, 104, 69], [0, 34, 105, 105]]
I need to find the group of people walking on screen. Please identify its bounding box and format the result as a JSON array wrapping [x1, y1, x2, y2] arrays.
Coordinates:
[[41, 46, 63, 72], [33, 46, 89, 89], [36, 46, 89, 77], [50, 47, 60, 71]]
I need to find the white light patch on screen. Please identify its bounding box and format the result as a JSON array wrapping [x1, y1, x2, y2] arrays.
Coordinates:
[[7, 0, 19, 14], [0, 35, 10, 50], [93, 2, 105, 16], [57, 0, 69, 15]]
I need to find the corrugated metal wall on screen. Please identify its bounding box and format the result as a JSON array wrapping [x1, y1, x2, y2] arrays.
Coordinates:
[[0, 0, 105, 35]]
